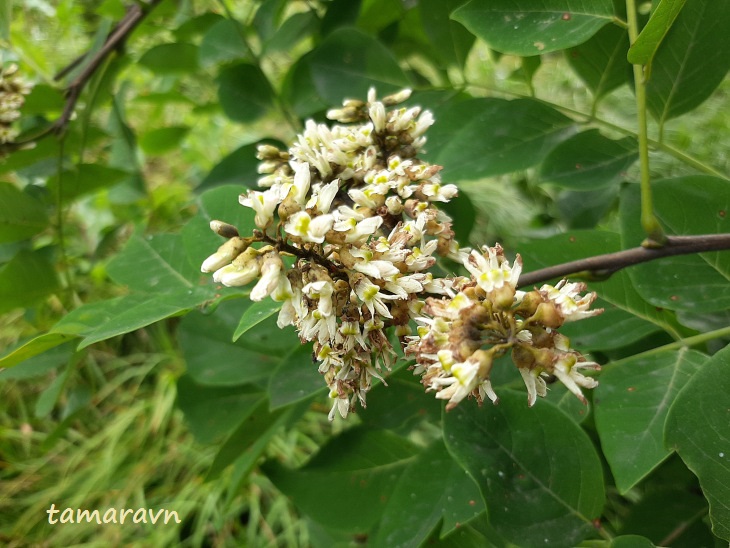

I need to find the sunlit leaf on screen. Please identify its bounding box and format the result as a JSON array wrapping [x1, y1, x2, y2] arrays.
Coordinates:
[[594, 349, 707, 493], [452, 0, 614, 56], [444, 390, 605, 547], [665, 343, 730, 541], [627, 0, 686, 66]]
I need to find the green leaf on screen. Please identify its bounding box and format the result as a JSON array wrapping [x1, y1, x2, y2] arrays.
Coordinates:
[[0, 0, 10, 41], [198, 141, 286, 191], [356, 0, 405, 33], [139, 126, 190, 155], [0, 342, 72, 381], [555, 186, 619, 229], [176, 374, 264, 444], [138, 42, 199, 74], [425, 98, 575, 182], [420, 0, 475, 67], [206, 398, 290, 481], [21, 84, 66, 116], [594, 349, 707, 493], [0, 249, 60, 314], [281, 52, 329, 118], [627, 0, 686, 66], [566, 23, 630, 100], [518, 230, 686, 339], [199, 19, 250, 67], [646, 0, 730, 123], [35, 361, 75, 418], [179, 302, 284, 386], [217, 63, 276, 123], [609, 536, 656, 548], [560, 299, 660, 351], [173, 12, 225, 41], [359, 367, 441, 432], [308, 27, 411, 105], [46, 163, 130, 203], [262, 11, 318, 55], [0, 334, 75, 371], [372, 440, 484, 546], [452, 0, 614, 56], [620, 177, 730, 313], [268, 343, 324, 410], [263, 428, 420, 533], [182, 184, 258, 273], [540, 129, 637, 190], [232, 299, 282, 342], [665, 343, 730, 541], [0, 182, 49, 243], [440, 187, 477, 243], [618, 487, 715, 547], [444, 390, 605, 547]]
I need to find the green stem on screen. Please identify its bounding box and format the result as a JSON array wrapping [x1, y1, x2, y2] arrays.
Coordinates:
[[626, 0, 664, 244]]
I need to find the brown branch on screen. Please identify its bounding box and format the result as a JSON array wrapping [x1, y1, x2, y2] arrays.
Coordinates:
[[517, 234, 730, 288], [6, 0, 162, 148]]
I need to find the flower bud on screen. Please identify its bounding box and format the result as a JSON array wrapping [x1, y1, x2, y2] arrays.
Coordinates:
[[209, 220, 239, 239], [201, 237, 248, 273]]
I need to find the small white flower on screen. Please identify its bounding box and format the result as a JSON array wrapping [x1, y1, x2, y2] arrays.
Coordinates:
[[353, 277, 395, 319], [303, 280, 335, 316], [284, 211, 334, 243], [540, 280, 602, 323], [250, 252, 283, 301]]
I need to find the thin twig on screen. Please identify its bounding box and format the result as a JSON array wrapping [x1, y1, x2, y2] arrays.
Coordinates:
[[6, 0, 162, 148], [517, 234, 730, 288]]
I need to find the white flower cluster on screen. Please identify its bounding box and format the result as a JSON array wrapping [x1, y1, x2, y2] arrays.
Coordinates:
[[405, 246, 602, 409], [202, 89, 469, 420], [202, 89, 603, 418], [0, 64, 31, 145]]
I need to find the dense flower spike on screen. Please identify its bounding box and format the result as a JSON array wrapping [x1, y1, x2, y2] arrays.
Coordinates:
[[0, 64, 32, 146], [201, 89, 603, 418]]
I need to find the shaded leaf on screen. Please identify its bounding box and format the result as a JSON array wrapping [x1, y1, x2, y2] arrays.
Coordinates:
[[199, 19, 250, 67], [419, 0, 474, 67], [138, 42, 199, 74], [452, 0, 614, 56], [0, 182, 49, 243], [620, 177, 730, 312], [0, 249, 59, 314], [21, 84, 65, 116], [425, 98, 575, 182], [309, 27, 410, 105], [372, 440, 484, 546], [665, 343, 730, 541], [281, 52, 329, 118], [139, 126, 189, 155], [646, 0, 730, 123], [268, 343, 324, 410], [176, 374, 264, 444], [444, 390, 605, 547], [555, 185, 619, 229], [47, 163, 130, 203], [263, 11, 319, 55], [217, 63, 276, 123], [198, 143, 265, 191], [594, 349, 707, 493], [263, 428, 419, 533], [566, 23, 630, 100], [233, 299, 283, 342], [540, 129, 637, 190]]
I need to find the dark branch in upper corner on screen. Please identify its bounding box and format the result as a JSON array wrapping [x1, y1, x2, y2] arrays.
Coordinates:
[[517, 234, 730, 288], [4, 0, 163, 150]]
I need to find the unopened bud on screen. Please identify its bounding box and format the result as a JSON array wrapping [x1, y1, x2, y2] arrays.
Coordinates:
[[209, 220, 239, 239], [382, 89, 412, 106]]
